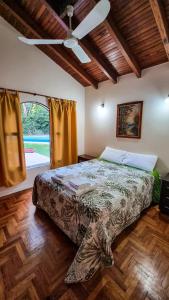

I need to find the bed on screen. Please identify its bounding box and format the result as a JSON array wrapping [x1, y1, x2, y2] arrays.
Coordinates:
[[32, 158, 154, 283]]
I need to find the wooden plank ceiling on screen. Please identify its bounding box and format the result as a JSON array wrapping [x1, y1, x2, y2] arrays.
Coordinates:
[[0, 0, 169, 88]]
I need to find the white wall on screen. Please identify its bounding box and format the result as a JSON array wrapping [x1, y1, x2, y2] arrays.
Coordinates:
[[85, 62, 169, 175], [0, 17, 85, 197], [1, 16, 169, 197]]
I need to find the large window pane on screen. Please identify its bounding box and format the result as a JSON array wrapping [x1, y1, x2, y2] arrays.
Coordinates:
[[21, 102, 50, 168]]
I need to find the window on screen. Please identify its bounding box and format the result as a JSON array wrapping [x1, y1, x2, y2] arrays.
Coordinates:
[[21, 102, 50, 168]]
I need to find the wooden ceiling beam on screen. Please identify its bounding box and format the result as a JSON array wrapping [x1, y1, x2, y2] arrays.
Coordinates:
[[74, 0, 87, 11], [149, 0, 169, 59], [0, 0, 98, 89], [79, 37, 118, 82], [39, 0, 118, 83], [91, 0, 141, 77], [73, 0, 141, 78], [105, 13, 141, 78]]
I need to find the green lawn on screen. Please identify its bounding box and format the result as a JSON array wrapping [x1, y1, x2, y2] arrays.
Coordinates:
[[24, 142, 50, 157]]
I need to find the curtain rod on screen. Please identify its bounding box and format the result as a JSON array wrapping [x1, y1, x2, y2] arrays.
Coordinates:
[[0, 87, 60, 99]]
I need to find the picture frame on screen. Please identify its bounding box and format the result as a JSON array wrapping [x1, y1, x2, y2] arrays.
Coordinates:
[[116, 101, 143, 139]]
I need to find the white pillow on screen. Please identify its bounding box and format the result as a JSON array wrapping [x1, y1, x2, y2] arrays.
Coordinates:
[[100, 147, 126, 165], [123, 151, 158, 172]]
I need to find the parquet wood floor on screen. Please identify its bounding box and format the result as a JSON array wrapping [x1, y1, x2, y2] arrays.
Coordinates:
[[0, 190, 169, 300]]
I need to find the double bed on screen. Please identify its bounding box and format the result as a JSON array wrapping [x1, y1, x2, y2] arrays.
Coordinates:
[[32, 158, 154, 283]]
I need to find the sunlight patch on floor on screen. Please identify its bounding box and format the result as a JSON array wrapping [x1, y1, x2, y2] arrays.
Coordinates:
[[25, 152, 50, 168]]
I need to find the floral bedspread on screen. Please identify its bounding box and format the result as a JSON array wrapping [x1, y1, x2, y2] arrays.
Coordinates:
[[32, 159, 154, 283]]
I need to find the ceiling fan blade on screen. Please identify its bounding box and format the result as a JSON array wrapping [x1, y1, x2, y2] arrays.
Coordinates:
[[18, 37, 64, 45], [72, 0, 110, 40], [71, 45, 91, 63]]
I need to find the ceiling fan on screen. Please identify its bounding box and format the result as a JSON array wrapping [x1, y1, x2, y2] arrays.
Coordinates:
[[18, 0, 110, 64]]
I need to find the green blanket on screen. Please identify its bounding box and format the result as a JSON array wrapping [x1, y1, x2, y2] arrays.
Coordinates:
[[152, 169, 161, 203]]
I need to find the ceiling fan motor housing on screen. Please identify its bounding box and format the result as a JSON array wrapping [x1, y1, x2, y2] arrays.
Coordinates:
[[64, 37, 78, 48]]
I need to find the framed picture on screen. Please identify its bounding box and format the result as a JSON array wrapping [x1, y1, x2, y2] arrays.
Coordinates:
[[116, 101, 143, 138]]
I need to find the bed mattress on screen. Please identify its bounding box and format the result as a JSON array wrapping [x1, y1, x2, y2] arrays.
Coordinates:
[[32, 159, 154, 283]]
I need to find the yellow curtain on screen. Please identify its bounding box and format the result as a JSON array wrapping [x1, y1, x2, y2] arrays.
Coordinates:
[[0, 91, 26, 187], [48, 98, 78, 169]]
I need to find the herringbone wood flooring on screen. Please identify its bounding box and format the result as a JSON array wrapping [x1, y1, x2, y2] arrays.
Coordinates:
[[0, 190, 169, 300]]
